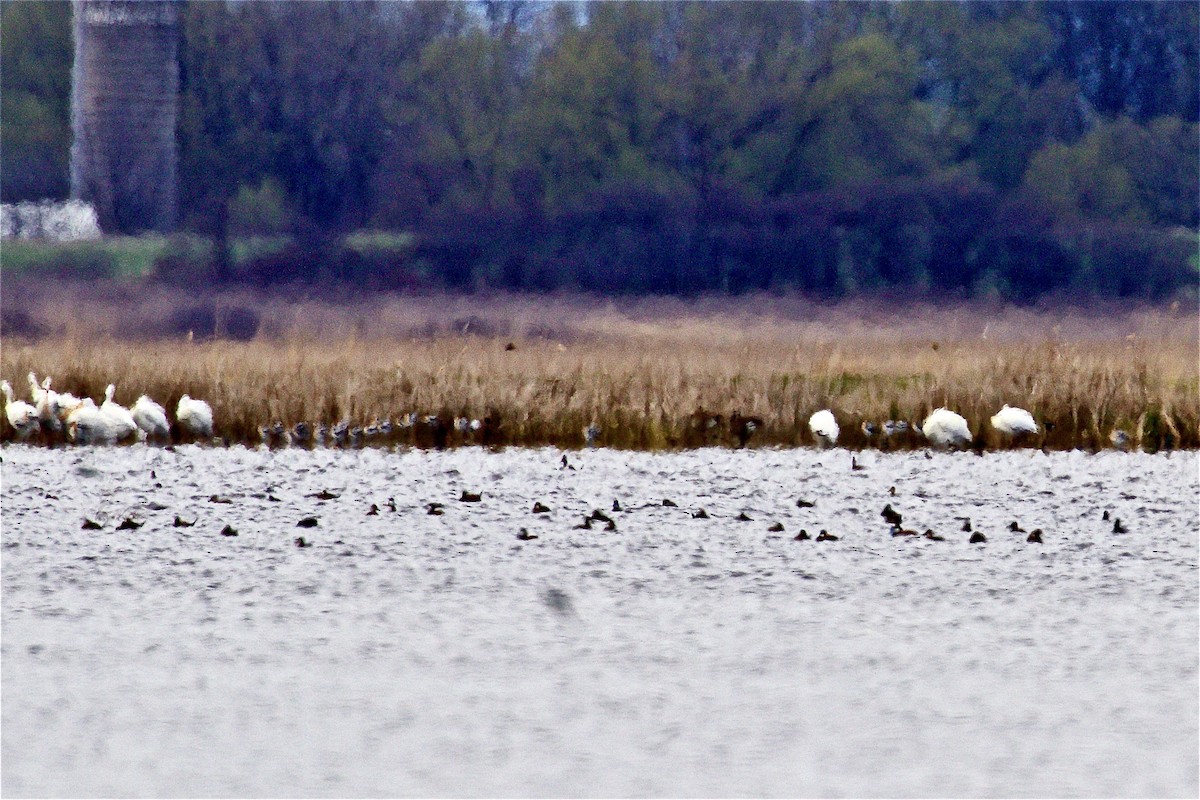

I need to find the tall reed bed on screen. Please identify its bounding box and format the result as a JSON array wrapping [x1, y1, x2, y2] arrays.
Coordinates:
[[1, 288, 1196, 450]]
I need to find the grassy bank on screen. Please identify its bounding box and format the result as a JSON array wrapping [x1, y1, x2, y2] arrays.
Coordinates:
[[0, 231, 418, 288], [0, 236, 169, 280], [1, 289, 1195, 450]]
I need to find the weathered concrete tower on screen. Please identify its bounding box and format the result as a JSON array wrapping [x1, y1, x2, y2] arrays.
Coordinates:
[[70, 0, 179, 234]]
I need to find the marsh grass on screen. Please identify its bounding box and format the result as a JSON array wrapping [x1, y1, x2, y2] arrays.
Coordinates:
[[1, 286, 1196, 450]]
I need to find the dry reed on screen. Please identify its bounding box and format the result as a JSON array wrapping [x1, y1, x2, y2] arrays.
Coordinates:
[[2, 286, 1196, 451]]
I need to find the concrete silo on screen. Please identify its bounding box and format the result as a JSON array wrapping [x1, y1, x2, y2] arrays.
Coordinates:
[[70, 0, 178, 233]]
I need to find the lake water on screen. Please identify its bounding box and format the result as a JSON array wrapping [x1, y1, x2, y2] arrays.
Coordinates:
[[2, 445, 1197, 797]]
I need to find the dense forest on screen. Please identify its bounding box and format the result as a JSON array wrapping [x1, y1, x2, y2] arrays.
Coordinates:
[[3, 1, 1197, 300]]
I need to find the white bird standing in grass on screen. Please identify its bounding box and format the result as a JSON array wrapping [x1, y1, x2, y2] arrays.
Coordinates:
[[131, 395, 171, 441], [100, 384, 138, 442], [28, 373, 63, 432], [66, 398, 107, 443], [808, 409, 839, 447], [991, 404, 1038, 441], [27, 372, 46, 405], [2, 379, 40, 439], [53, 390, 86, 426], [177, 394, 214, 439], [921, 407, 973, 449], [67, 398, 121, 444]]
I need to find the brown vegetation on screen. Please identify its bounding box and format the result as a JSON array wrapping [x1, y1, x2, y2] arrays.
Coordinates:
[[1, 285, 1196, 451]]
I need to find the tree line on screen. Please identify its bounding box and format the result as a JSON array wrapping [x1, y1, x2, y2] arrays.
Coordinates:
[[3, 1, 1197, 300]]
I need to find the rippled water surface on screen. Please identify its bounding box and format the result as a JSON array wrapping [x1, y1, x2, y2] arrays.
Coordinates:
[[3, 445, 1197, 797]]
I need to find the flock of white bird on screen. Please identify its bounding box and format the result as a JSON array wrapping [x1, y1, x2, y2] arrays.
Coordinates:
[[1, 373, 212, 445], [3, 369, 1048, 452], [807, 404, 1040, 449]]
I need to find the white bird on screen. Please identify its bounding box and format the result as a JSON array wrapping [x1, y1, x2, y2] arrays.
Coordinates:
[[1109, 429, 1131, 451], [28, 373, 63, 432], [2, 379, 40, 439], [131, 395, 170, 441], [27, 372, 49, 412], [53, 390, 86, 425], [99, 384, 138, 442], [176, 394, 214, 439], [921, 407, 973, 449], [990, 405, 1038, 438], [66, 398, 113, 444], [808, 409, 839, 447]]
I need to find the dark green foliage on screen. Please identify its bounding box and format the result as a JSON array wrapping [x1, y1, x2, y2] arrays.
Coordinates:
[[4, 1, 1197, 300], [0, 1, 73, 202]]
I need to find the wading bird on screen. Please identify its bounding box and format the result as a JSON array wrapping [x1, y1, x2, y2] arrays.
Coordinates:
[[131, 395, 170, 441], [28, 373, 62, 432], [921, 408, 972, 449], [100, 384, 138, 442], [53, 389, 85, 427], [66, 398, 112, 444], [177, 394, 214, 439], [991, 405, 1038, 444], [1, 380, 40, 439], [809, 409, 839, 447]]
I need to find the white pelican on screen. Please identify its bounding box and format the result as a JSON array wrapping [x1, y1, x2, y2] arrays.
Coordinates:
[[27, 373, 49, 415], [808, 409, 839, 447], [28, 373, 63, 432], [66, 398, 112, 444], [176, 394, 214, 439], [131, 395, 170, 441], [2, 379, 40, 439], [100, 384, 138, 442], [921, 407, 972, 449], [991, 405, 1038, 436], [53, 391, 86, 426]]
